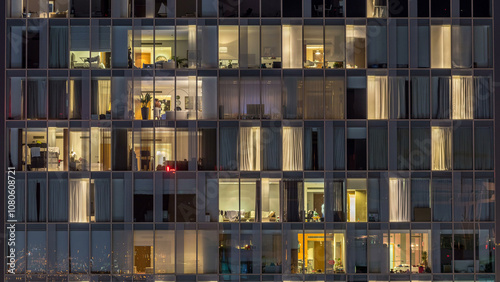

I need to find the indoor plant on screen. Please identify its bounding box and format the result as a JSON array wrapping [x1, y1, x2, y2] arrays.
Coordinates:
[[139, 93, 152, 120]]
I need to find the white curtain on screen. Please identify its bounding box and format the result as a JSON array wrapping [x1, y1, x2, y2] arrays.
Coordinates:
[[451, 25, 472, 68], [432, 127, 452, 171], [367, 76, 388, 119], [69, 179, 89, 223], [282, 25, 302, 69], [452, 76, 473, 119], [283, 127, 303, 171], [389, 178, 409, 222], [430, 25, 451, 68], [240, 127, 261, 171], [98, 80, 111, 115]]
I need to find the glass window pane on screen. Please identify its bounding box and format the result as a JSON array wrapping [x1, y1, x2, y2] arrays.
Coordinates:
[[346, 179, 367, 222], [283, 25, 303, 69], [261, 26, 282, 68], [219, 26, 239, 68]]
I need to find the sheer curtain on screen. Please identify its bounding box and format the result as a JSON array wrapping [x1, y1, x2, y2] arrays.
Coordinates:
[[453, 126, 473, 170], [474, 76, 492, 119], [49, 178, 68, 222], [261, 77, 281, 119], [326, 77, 345, 119], [240, 77, 260, 118], [94, 178, 111, 222], [92, 80, 111, 116], [219, 78, 239, 119], [262, 127, 281, 170], [430, 25, 451, 68], [240, 127, 261, 171], [48, 79, 68, 119], [432, 77, 451, 119], [389, 77, 407, 119], [282, 25, 302, 69], [27, 79, 47, 119], [49, 26, 69, 68], [27, 177, 46, 222], [304, 77, 324, 119], [220, 127, 238, 170], [389, 178, 409, 222], [368, 126, 388, 169], [69, 179, 89, 223], [432, 127, 452, 170], [451, 25, 472, 68], [283, 127, 303, 171], [367, 76, 388, 119], [411, 77, 430, 118], [452, 76, 473, 119]]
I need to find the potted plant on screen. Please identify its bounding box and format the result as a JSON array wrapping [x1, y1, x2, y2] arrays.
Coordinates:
[[139, 93, 152, 120], [171, 56, 187, 68]]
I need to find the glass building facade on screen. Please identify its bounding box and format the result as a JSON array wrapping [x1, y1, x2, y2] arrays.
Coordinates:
[[1, 0, 498, 281]]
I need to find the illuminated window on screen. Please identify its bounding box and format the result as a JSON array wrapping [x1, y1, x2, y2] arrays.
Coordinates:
[[346, 179, 367, 222]]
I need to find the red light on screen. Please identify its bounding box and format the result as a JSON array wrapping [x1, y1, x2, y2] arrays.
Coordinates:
[[165, 166, 175, 173]]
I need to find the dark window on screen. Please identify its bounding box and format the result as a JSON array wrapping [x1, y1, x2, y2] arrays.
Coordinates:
[[91, 0, 111, 17], [283, 0, 302, 17], [346, 0, 366, 17], [71, 0, 90, 17], [198, 128, 217, 170], [417, 0, 429, 17], [347, 77, 367, 119], [177, 0, 196, 17], [389, 0, 408, 17], [431, 0, 450, 17], [240, 0, 259, 17], [261, 0, 281, 17], [220, 0, 238, 17], [473, 0, 491, 17], [454, 0, 472, 17], [326, 0, 344, 17], [347, 127, 367, 170]]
